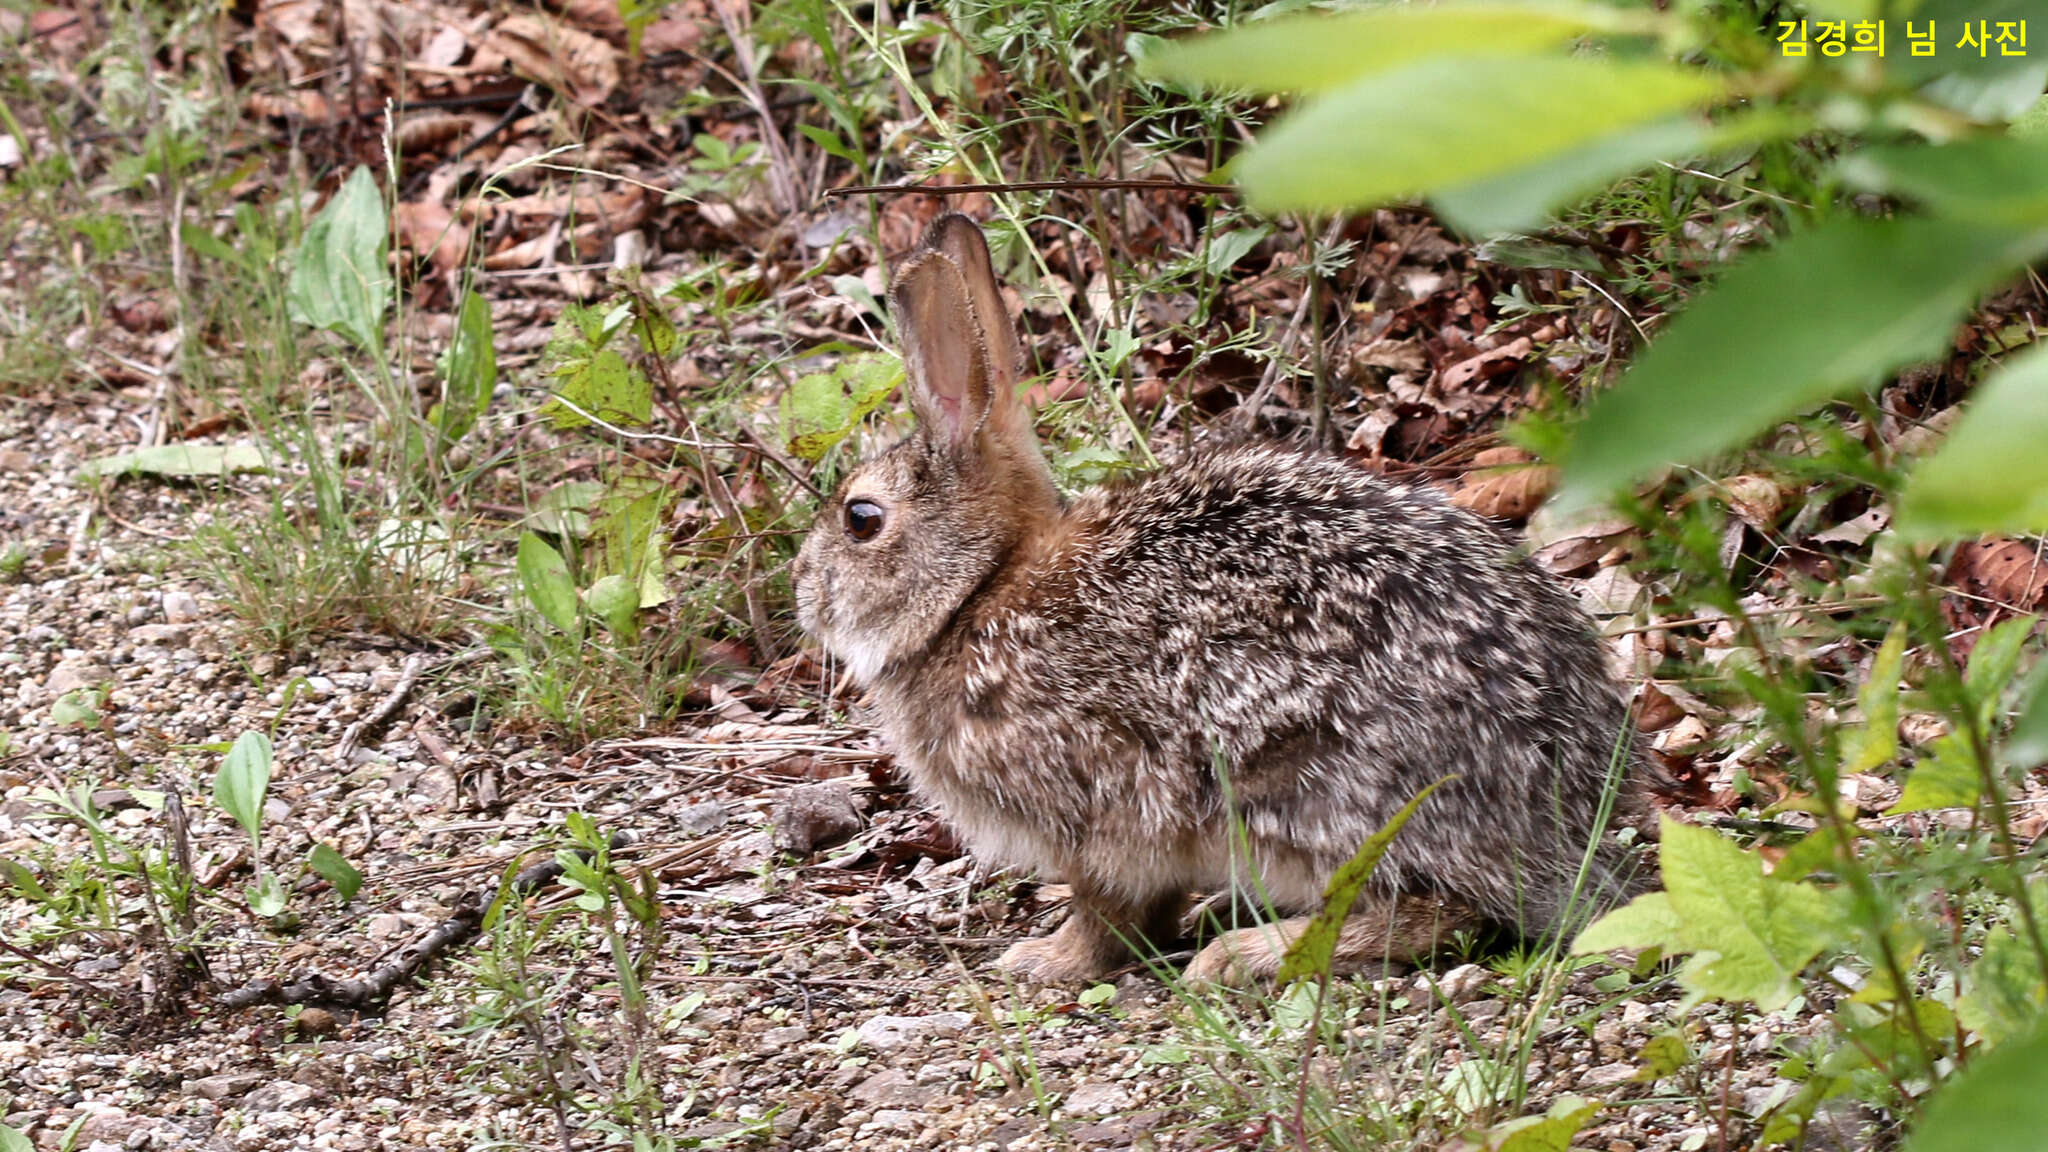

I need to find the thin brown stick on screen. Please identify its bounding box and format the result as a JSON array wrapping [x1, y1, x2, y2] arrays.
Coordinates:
[[826, 177, 1229, 199]]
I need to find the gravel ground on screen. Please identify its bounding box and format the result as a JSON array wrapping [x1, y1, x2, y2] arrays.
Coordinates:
[[0, 389, 1877, 1151]]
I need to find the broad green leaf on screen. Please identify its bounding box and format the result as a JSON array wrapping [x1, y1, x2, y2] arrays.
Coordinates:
[[1474, 1094, 1601, 1152], [584, 573, 640, 639], [1, 1121, 32, 1152], [214, 730, 274, 840], [1841, 624, 1907, 775], [781, 353, 904, 462], [1898, 344, 2048, 538], [308, 842, 364, 903], [1889, 733, 1982, 814], [1239, 56, 1724, 215], [1562, 217, 2048, 507], [1585, 817, 1844, 1011], [525, 480, 607, 539], [1573, 889, 1680, 954], [49, 689, 103, 728], [1957, 925, 2046, 1047], [1904, 1026, 2048, 1152], [516, 532, 579, 635], [1144, 4, 1617, 95], [1965, 615, 2037, 723], [1276, 775, 1453, 985], [287, 165, 390, 352], [1203, 225, 1270, 277], [1438, 107, 1804, 236], [246, 871, 287, 918], [1841, 137, 2048, 227], [545, 348, 652, 430], [75, 442, 269, 481], [2007, 665, 2048, 770], [436, 289, 497, 445]]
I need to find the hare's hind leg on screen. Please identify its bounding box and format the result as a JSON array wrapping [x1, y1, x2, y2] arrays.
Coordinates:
[[998, 884, 1186, 983], [1184, 894, 1481, 986]]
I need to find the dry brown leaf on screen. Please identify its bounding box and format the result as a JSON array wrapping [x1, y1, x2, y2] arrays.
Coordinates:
[[395, 201, 470, 273], [1438, 335, 1533, 392], [244, 90, 333, 121], [1450, 446, 1555, 521], [1718, 473, 1790, 529], [1949, 538, 2048, 610], [485, 14, 620, 106], [1635, 681, 1686, 733], [395, 113, 474, 155]]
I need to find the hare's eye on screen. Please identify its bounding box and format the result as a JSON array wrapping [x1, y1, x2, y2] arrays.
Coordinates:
[[845, 500, 885, 542]]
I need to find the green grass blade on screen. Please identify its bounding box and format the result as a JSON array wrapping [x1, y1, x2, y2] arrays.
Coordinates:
[[1275, 775, 1454, 986]]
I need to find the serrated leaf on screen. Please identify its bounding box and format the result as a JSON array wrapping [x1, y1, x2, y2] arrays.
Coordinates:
[[1904, 1026, 2048, 1152], [1842, 624, 1908, 775], [214, 730, 274, 840], [782, 353, 904, 462], [545, 348, 651, 430], [1276, 775, 1452, 985], [1239, 56, 1724, 215], [1573, 890, 1681, 954], [308, 842, 363, 903], [75, 443, 270, 481], [1144, 4, 1609, 95], [287, 165, 390, 352], [1561, 217, 2048, 508], [1890, 734, 1984, 814], [1899, 345, 2048, 539], [516, 532, 579, 635], [1958, 924, 2048, 1047]]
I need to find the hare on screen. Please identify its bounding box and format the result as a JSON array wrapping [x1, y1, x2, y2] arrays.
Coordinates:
[[792, 214, 1653, 983]]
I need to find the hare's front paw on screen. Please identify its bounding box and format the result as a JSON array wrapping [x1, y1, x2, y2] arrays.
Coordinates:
[[997, 935, 1115, 983], [1185, 925, 1295, 986]]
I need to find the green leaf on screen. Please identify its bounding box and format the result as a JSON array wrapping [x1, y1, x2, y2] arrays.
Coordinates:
[[2008, 665, 2048, 771], [214, 730, 274, 841], [1561, 217, 2048, 508], [75, 442, 270, 481], [1889, 733, 1982, 814], [1, 1121, 33, 1152], [287, 165, 390, 352], [584, 573, 640, 640], [1898, 344, 2048, 539], [1904, 1026, 2048, 1152], [1841, 136, 2048, 227], [48, 689, 103, 728], [1573, 889, 1681, 954], [1144, 4, 1612, 95], [1238, 56, 1724, 215], [1964, 615, 2037, 723], [781, 353, 904, 462], [1203, 225, 1270, 277], [545, 348, 652, 430], [1276, 775, 1453, 985], [246, 871, 288, 918], [1957, 925, 2047, 1047], [516, 532, 579, 635], [308, 842, 364, 903], [1478, 1094, 1602, 1152], [436, 289, 497, 445], [1841, 624, 1907, 775], [1582, 817, 1843, 1011]]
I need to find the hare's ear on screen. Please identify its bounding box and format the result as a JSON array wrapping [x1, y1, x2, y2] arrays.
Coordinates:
[[890, 249, 988, 450], [924, 215, 1020, 397]]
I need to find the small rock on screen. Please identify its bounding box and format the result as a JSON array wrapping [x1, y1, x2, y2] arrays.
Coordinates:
[[676, 800, 727, 836], [45, 661, 109, 696], [1579, 1061, 1637, 1088], [127, 623, 193, 645], [849, 1068, 942, 1108], [1062, 1080, 1132, 1116], [185, 1072, 265, 1100], [770, 780, 863, 855], [1436, 963, 1489, 1004], [759, 1025, 809, 1052], [243, 1081, 319, 1111], [855, 1011, 975, 1053], [291, 1007, 340, 1038], [866, 1109, 921, 1133], [161, 589, 204, 624]]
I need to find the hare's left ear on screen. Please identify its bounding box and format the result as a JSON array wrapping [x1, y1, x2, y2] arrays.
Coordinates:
[[889, 215, 1037, 460]]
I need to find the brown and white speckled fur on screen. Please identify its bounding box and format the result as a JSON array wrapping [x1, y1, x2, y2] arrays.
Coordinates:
[[792, 215, 1653, 983]]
